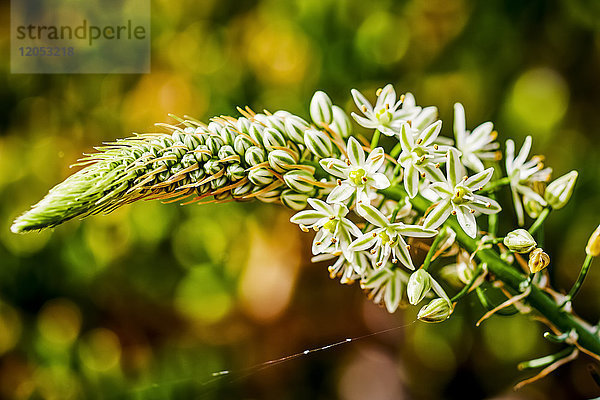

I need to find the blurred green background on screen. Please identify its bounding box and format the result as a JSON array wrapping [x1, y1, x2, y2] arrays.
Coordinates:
[[1, 0, 600, 398]]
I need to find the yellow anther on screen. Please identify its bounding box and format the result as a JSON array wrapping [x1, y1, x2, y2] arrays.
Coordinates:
[[376, 88, 382, 96]]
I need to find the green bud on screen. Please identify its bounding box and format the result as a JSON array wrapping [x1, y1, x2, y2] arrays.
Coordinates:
[[256, 188, 282, 203], [207, 121, 224, 135], [280, 190, 309, 211], [528, 248, 550, 273], [304, 129, 334, 159], [309, 91, 333, 126], [204, 159, 222, 175], [268, 150, 297, 173], [417, 298, 452, 323], [523, 194, 544, 218], [236, 117, 251, 134], [262, 128, 287, 151], [284, 115, 309, 143], [244, 146, 266, 166], [407, 269, 432, 305], [206, 135, 224, 156], [330, 105, 352, 138], [183, 132, 203, 150], [210, 175, 228, 190], [219, 126, 237, 146], [503, 229, 537, 253], [545, 171, 578, 209], [283, 170, 315, 193], [226, 164, 245, 181], [217, 145, 237, 163], [248, 167, 275, 186], [232, 182, 252, 197], [586, 225, 600, 257], [193, 145, 211, 163], [234, 134, 253, 156], [249, 123, 265, 147], [264, 114, 287, 133]]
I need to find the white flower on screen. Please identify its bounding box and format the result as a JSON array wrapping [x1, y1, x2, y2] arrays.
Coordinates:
[[453, 103, 501, 172], [349, 204, 437, 269], [314, 249, 372, 284], [505, 136, 552, 226], [398, 121, 447, 198], [360, 266, 410, 313], [320, 137, 390, 205], [290, 198, 361, 257], [350, 84, 421, 136], [424, 148, 501, 238]]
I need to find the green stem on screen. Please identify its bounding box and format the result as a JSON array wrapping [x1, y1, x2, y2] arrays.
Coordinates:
[[381, 186, 600, 357], [421, 227, 447, 271], [479, 177, 511, 194], [562, 254, 595, 307], [488, 193, 498, 236], [529, 207, 551, 236], [518, 347, 574, 370], [390, 142, 402, 158], [371, 130, 381, 149], [450, 264, 485, 302], [390, 199, 404, 222]]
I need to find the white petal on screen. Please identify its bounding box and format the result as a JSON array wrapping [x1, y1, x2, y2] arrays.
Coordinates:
[[514, 136, 532, 169], [357, 203, 389, 227], [446, 147, 465, 187], [327, 184, 355, 204], [419, 120, 442, 146], [347, 137, 366, 166], [464, 167, 494, 190], [290, 210, 327, 225], [375, 84, 396, 110], [469, 195, 502, 214], [464, 153, 485, 172], [370, 173, 391, 189], [351, 89, 373, 114], [365, 147, 386, 172], [349, 232, 379, 251], [393, 236, 414, 270], [319, 158, 349, 179], [351, 112, 378, 129], [424, 199, 452, 229], [468, 122, 494, 150], [384, 271, 402, 313], [455, 205, 477, 238], [393, 223, 438, 238], [307, 198, 333, 215], [453, 103, 466, 148], [404, 164, 419, 198], [399, 122, 414, 153], [505, 139, 515, 173]]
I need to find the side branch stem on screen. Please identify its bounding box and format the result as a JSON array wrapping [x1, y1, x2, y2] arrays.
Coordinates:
[[381, 186, 600, 357]]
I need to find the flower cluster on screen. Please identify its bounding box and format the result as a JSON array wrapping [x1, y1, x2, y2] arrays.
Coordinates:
[[14, 84, 579, 327]]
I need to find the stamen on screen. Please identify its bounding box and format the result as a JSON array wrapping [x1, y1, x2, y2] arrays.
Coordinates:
[[451, 210, 457, 215], [435, 163, 440, 168], [300, 224, 309, 233], [337, 179, 342, 186], [376, 88, 382, 96], [372, 232, 377, 237], [400, 94, 405, 103], [331, 238, 338, 244], [361, 105, 367, 113], [416, 138, 423, 145], [392, 258, 398, 264], [406, 245, 411, 250], [433, 144, 439, 150], [370, 249, 377, 255], [469, 208, 475, 214], [385, 104, 390, 110]]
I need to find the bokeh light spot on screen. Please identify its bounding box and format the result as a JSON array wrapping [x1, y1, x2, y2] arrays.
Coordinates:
[[38, 298, 82, 347], [78, 328, 122, 372]]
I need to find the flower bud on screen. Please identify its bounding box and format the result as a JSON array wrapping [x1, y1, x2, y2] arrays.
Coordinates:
[[544, 171, 578, 210], [280, 190, 309, 211], [586, 225, 600, 257], [262, 128, 287, 151], [256, 188, 282, 203], [234, 134, 253, 156], [407, 269, 432, 305], [249, 123, 264, 147], [417, 298, 452, 323], [244, 146, 266, 166], [193, 145, 211, 163], [205, 135, 224, 156], [503, 229, 537, 253], [219, 126, 237, 146], [217, 145, 237, 163], [528, 248, 550, 273], [304, 129, 334, 158], [236, 117, 251, 134], [284, 115, 309, 143], [268, 150, 297, 173], [330, 105, 352, 138], [183, 132, 203, 150], [248, 167, 275, 186], [264, 115, 287, 133], [310, 91, 333, 125], [232, 182, 252, 197], [226, 164, 245, 181], [283, 170, 315, 194], [523, 194, 544, 218], [203, 159, 222, 175]]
